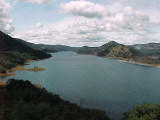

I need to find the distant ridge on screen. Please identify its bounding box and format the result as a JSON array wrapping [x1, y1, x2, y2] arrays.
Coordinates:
[[131, 43, 160, 56], [15, 38, 79, 52]]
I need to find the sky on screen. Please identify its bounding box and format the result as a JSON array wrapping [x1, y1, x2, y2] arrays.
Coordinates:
[[0, 0, 160, 47]]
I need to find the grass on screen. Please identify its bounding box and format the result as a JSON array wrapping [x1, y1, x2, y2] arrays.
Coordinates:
[[26, 60, 36, 62], [11, 66, 24, 71], [25, 68, 45, 71], [0, 72, 16, 78], [0, 80, 6, 86], [11, 66, 46, 72], [0, 66, 45, 78], [33, 84, 41, 88]]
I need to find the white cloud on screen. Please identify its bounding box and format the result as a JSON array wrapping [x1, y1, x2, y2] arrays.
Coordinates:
[[27, 22, 43, 29], [22, 0, 52, 4], [121, 0, 160, 9], [11, 1, 160, 46], [0, 0, 14, 34], [11, 0, 53, 4], [60, 1, 109, 19]]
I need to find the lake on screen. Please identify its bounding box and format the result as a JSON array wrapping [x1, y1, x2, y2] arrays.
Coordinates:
[[2, 52, 160, 119]]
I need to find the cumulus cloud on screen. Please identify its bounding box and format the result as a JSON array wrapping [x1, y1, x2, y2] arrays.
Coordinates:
[[104, 6, 151, 32], [12, 1, 160, 46], [60, 1, 109, 19], [0, 0, 15, 34]]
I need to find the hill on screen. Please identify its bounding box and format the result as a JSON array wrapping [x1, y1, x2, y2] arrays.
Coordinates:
[[77, 41, 160, 66], [0, 31, 51, 74], [15, 38, 79, 52], [77, 41, 140, 58], [96, 41, 140, 58]]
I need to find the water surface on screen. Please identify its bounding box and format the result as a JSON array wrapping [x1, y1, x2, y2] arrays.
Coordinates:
[[2, 52, 160, 119]]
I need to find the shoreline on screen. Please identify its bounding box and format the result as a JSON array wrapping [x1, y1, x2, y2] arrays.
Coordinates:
[[11, 66, 46, 72], [118, 59, 160, 68], [77, 53, 160, 68], [0, 59, 46, 78]]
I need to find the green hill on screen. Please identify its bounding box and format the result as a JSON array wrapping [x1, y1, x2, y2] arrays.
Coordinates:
[[97, 41, 140, 58], [77, 41, 140, 59], [76, 41, 160, 66], [0, 31, 51, 73]]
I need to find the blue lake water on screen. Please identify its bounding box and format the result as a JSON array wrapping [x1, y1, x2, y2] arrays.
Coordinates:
[[2, 52, 160, 119]]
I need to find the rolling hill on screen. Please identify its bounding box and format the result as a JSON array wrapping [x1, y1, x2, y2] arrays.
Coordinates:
[[0, 31, 51, 73], [77, 41, 141, 58], [77, 41, 160, 66], [96, 41, 140, 58]]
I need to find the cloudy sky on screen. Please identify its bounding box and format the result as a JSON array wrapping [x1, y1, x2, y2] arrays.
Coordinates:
[[1, 0, 160, 46]]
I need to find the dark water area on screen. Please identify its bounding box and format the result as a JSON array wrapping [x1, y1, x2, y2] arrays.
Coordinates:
[[2, 52, 160, 119]]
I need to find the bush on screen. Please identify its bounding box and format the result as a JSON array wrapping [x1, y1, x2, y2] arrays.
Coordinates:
[[123, 103, 160, 120]]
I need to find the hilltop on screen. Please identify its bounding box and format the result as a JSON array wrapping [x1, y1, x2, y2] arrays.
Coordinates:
[[96, 41, 140, 58], [77, 41, 140, 58]]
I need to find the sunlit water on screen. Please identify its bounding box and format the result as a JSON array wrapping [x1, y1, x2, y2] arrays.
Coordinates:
[[2, 52, 160, 119]]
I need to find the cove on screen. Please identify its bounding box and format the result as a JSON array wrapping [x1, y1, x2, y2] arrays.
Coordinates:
[[2, 52, 160, 119]]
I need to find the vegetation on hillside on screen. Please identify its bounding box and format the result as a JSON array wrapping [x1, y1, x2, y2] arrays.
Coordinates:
[[3, 79, 111, 120], [123, 103, 160, 120], [77, 41, 140, 58], [96, 41, 140, 58], [0, 31, 51, 74], [76, 41, 160, 66], [131, 43, 160, 56]]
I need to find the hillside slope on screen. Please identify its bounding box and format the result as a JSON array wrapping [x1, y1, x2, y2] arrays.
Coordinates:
[[97, 41, 140, 58], [131, 43, 160, 56], [77, 41, 140, 58], [0, 31, 51, 73], [77, 41, 160, 66]]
